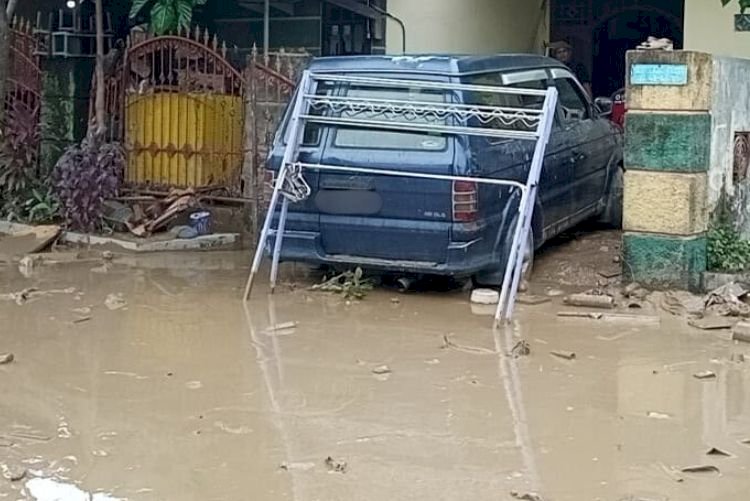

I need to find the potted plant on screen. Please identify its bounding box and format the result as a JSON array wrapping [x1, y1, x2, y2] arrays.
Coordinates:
[[722, 0, 750, 31]]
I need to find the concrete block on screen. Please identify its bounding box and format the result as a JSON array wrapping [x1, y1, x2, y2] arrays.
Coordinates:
[[625, 112, 711, 172], [627, 51, 713, 111], [623, 171, 707, 235], [623, 233, 706, 291]]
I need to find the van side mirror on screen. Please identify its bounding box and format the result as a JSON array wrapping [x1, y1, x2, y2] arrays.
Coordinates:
[[594, 97, 613, 117]]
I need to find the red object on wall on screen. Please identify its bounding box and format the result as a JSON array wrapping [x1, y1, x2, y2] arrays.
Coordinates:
[[610, 87, 626, 128]]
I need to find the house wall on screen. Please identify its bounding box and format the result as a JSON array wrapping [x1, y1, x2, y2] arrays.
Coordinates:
[[386, 0, 546, 55], [684, 0, 750, 59]]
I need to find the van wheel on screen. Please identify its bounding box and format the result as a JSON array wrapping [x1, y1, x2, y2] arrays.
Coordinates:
[[473, 230, 534, 288], [600, 164, 624, 228]]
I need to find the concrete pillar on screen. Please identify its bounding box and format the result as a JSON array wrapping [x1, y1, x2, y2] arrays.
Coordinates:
[[623, 51, 712, 291]]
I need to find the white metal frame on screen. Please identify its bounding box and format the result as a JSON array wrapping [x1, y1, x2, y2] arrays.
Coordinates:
[[243, 70, 558, 325]]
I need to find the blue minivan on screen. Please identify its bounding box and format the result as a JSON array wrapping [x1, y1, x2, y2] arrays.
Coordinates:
[[266, 54, 623, 285]]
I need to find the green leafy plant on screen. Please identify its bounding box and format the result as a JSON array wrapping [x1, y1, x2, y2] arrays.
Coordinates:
[[708, 225, 750, 272], [23, 186, 60, 223], [130, 0, 207, 35], [722, 0, 750, 14]]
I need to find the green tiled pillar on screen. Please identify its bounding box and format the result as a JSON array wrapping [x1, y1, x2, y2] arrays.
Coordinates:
[[623, 51, 712, 291]]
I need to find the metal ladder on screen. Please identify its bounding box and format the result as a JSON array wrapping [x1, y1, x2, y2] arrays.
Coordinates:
[[244, 70, 558, 325]]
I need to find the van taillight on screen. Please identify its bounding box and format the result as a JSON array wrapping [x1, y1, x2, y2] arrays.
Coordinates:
[[452, 180, 478, 222]]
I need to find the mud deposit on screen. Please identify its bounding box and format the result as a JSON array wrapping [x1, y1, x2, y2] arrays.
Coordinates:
[[1, 249, 749, 500]]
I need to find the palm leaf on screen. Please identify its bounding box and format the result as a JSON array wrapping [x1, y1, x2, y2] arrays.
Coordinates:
[[129, 0, 152, 19]]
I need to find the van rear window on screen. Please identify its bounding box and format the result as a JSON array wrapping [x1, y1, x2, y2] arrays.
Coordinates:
[[333, 86, 448, 151]]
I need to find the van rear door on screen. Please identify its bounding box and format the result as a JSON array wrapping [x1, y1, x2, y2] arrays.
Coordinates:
[[315, 76, 456, 265]]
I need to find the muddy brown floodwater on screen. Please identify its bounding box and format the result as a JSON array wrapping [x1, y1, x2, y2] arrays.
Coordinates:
[[1, 242, 750, 501]]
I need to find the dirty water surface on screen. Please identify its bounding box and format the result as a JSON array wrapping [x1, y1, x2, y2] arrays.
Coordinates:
[[1, 249, 749, 501]]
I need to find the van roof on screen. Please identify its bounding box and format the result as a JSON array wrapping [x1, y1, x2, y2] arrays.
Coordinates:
[[307, 54, 567, 76]]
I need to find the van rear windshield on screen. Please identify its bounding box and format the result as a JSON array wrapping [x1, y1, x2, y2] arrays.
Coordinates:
[[333, 86, 448, 151]]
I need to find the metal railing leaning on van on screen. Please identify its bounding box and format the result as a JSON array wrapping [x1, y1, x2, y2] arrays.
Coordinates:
[[243, 69, 558, 326]]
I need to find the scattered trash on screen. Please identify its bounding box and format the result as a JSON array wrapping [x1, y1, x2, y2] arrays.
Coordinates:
[[371, 365, 392, 381], [597, 266, 622, 279], [0, 225, 61, 261], [706, 447, 732, 457], [704, 283, 750, 318], [647, 411, 672, 420], [72, 316, 92, 324], [680, 465, 720, 476], [730, 352, 746, 363], [441, 334, 498, 356], [1, 464, 27, 482], [732, 322, 750, 343], [550, 350, 576, 361], [693, 370, 717, 380], [623, 282, 648, 299], [688, 317, 737, 331], [564, 293, 614, 309], [311, 268, 373, 300], [279, 461, 315, 472], [510, 491, 544, 501], [546, 289, 565, 297], [510, 340, 531, 358], [558, 311, 660, 326], [371, 365, 392, 375], [0, 353, 15, 365], [390, 297, 400, 304], [661, 291, 705, 317], [517, 295, 551, 306], [1, 287, 76, 306], [324, 456, 348, 474], [471, 288, 499, 305], [18, 255, 43, 276], [637, 36, 674, 51], [104, 293, 127, 311], [266, 321, 298, 333], [740, 439, 750, 447]]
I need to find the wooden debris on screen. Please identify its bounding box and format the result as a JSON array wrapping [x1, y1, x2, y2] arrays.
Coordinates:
[[267, 321, 298, 332], [732, 322, 750, 343], [550, 350, 576, 361], [689, 317, 737, 331], [680, 465, 720, 476], [564, 293, 615, 309]]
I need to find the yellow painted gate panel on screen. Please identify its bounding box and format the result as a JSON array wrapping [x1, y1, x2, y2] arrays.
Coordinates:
[[125, 92, 243, 187]]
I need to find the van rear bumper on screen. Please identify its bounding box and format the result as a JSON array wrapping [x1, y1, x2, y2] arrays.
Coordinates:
[[268, 230, 497, 276]]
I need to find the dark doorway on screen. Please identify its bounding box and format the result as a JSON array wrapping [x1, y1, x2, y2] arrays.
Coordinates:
[[551, 0, 684, 98]]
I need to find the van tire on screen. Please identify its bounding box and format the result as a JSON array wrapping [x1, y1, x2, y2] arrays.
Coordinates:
[[473, 230, 534, 288], [599, 164, 624, 228]]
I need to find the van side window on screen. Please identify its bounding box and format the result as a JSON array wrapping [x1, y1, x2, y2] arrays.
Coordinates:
[[464, 72, 548, 132], [280, 82, 333, 146], [554, 78, 590, 122]]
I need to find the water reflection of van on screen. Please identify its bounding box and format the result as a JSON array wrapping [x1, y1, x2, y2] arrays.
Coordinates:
[[266, 54, 624, 285]]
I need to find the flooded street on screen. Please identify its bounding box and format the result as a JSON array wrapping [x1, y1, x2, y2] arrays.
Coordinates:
[[2, 242, 750, 500]]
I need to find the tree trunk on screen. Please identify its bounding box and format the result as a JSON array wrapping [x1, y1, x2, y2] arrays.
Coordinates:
[[0, 3, 10, 124], [94, 0, 106, 138]]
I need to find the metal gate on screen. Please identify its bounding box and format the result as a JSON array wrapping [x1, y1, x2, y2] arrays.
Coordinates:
[[5, 19, 42, 121], [105, 29, 245, 193]]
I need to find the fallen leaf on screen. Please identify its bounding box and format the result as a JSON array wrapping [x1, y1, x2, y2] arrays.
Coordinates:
[[510, 491, 544, 501], [706, 447, 732, 457], [680, 465, 721, 475]]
